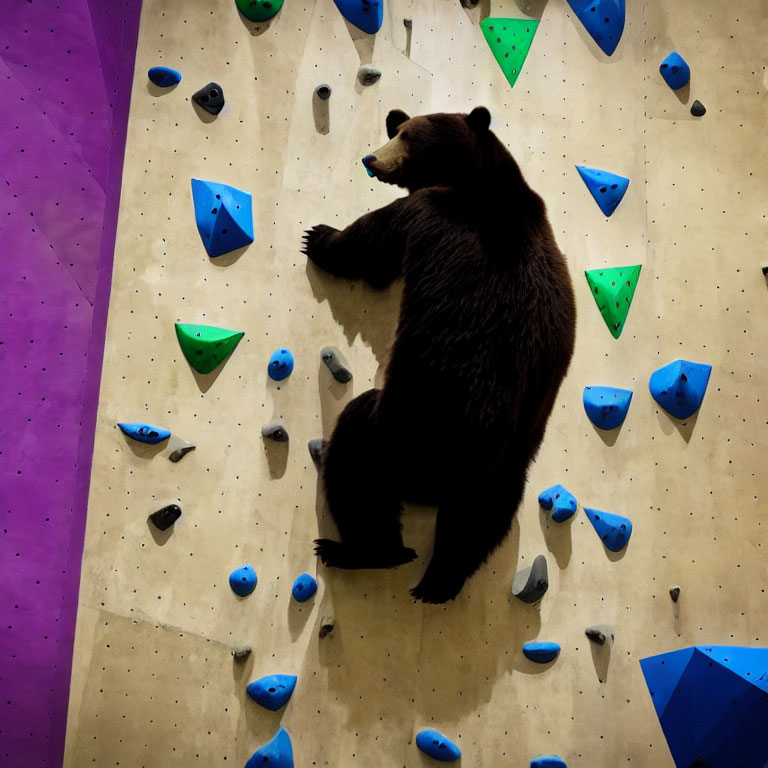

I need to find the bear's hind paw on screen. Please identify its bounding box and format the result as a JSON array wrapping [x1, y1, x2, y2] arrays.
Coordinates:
[[410, 573, 463, 604]]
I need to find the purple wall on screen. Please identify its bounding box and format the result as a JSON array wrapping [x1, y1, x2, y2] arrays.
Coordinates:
[[0, 1, 142, 765]]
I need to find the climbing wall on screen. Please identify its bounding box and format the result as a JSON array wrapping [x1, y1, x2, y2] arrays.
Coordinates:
[[63, 1, 768, 766]]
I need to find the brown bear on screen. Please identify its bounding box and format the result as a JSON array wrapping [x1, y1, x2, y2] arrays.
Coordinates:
[[303, 107, 576, 603]]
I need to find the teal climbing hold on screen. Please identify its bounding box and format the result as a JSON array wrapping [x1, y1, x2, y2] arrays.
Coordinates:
[[246, 674, 297, 711], [191, 178, 254, 258], [649, 359, 711, 420], [148, 66, 181, 87], [117, 422, 171, 444], [523, 641, 561, 663], [332, 0, 383, 34], [538, 484, 578, 523], [576, 165, 629, 217], [566, 0, 625, 56], [583, 386, 632, 430], [229, 564, 257, 597], [415, 729, 461, 762], [245, 727, 293, 768], [584, 507, 632, 552], [531, 758, 568, 768]]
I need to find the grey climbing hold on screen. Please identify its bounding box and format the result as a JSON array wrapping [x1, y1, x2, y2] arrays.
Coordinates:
[[232, 646, 252, 659], [585, 625, 614, 645], [168, 442, 196, 463], [315, 84, 332, 100], [357, 64, 382, 86], [403, 18, 412, 28], [319, 616, 336, 638], [690, 99, 706, 117], [308, 438, 325, 469], [320, 346, 353, 383], [193, 82, 225, 114], [511, 554, 549, 604], [149, 504, 182, 531], [669, 585, 681, 602], [262, 422, 289, 442]]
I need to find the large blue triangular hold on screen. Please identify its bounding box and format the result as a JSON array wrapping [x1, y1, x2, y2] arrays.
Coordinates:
[[246, 674, 297, 711], [245, 727, 294, 768], [576, 165, 629, 216], [332, 0, 382, 34], [583, 386, 632, 430], [566, 0, 625, 56], [583, 507, 632, 552], [191, 178, 254, 258], [649, 359, 712, 420], [640, 645, 768, 768]]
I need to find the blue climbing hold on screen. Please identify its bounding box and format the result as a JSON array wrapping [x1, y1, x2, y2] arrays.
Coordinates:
[[530, 757, 568, 768], [649, 359, 711, 420], [659, 51, 690, 90], [640, 645, 768, 768], [538, 484, 578, 523], [583, 386, 632, 430], [415, 729, 461, 762], [566, 0, 625, 56], [229, 565, 257, 597], [246, 674, 297, 711], [148, 66, 181, 87], [522, 641, 561, 663], [245, 727, 294, 768], [268, 348, 294, 381], [332, 0, 383, 34], [362, 157, 376, 178], [583, 507, 632, 552], [117, 422, 171, 444], [291, 573, 318, 602], [575, 165, 630, 217], [190, 178, 254, 258]]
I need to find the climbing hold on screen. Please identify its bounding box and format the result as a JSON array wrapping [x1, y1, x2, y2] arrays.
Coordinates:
[[148, 66, 181, 87], [690, 99, 706, 117], [261, 422, 289, 442], [314, 84, 332, 101], [669, 585, 681, 602], [319, 616, 336, 638], [235, 0, 284, 22], [538, 484, 578, 523], [583, 507, 632, 552], [659, 51, 690, 90], [168, 440, 196, 463], [583, 386, 633, 430], [175, 323, 244, 375], [649, 359, 711, 420], [576, 165, 630, 217], [190, 178, 254, 258], [321, 346, 353, 383], [246, 674, 297, 711], [232, 646, 252, 659], [511, 554, 549, 604], [415, 729, 461, 762], [229, 565, 257, 597], [522, 641, 561, 663], [480, 18, 539, 89], [403, 18, 412, 28], [565, 0, 625, 56], [308, 439, 325, 469], [357, 64, 382, 86], [584, 264, 641, 338], [530, 758, 568, 768], [192, 81, 225, 114], [268, 348, 294, 381], [585, 625, 614, 645], [245, 727, 294, 768], [292, 573, 318, 602], [149, 504, 181, 531], [117, 422, 171, 444], [640, 645, 768, 768], [332, 0, 383, 34]]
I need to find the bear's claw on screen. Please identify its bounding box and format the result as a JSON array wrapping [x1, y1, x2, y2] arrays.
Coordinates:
[[301, 224, 337, 264]]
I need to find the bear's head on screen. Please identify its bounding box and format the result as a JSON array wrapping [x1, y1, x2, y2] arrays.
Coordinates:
[[362, 107, 494, 192]]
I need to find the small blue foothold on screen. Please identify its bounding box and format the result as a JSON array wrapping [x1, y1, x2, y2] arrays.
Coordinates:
[[523, 641, 561, 663], [649, 359, 712, 420], [190, 178, 254, 258], [583, 386, 633, 430], [268, 348, 294, 381], [148, 66, 181, 87], [246, 674, 297, 711], [332, 0, 383, 34], [584, 507, 632, 552], [575, 165, 630, 217], [229, 565, 257, 597], [659, 51, 691, 90], [531, 757, 568, 768], [415, 729, 461, 762], [245, 727, 294, 768], [117, 422, 171, 444], [566, 0, 625, 56], [291, 573, 318, 602], [538, 484, 578, 523]]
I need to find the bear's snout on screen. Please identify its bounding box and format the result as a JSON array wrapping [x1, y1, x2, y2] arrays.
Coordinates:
[[362, 154, 376, 167]]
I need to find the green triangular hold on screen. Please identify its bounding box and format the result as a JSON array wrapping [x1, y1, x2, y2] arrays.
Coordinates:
[[480, 18, 539, 89], [585, 265, 641, 339], [175, 323, 244, 374]]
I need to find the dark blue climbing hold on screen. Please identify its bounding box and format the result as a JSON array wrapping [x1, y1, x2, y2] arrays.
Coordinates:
[[149, 504, 182, 531], [246, 674, 297, 711], [148, 66, 181, 87], [530, 757, 568, 768], [415, 729, 461, 762], [362, 156, 376, 178], [640, 645, 768, 768], [659, 51, 690, 90], [566, 0, 625, 56], [523, 641, 561, 663], [575, 165, 630, 217], [291, 573, 318, 602], [268, 348, 294, 381], [191, 178, 254, 258], [117, 422, 171, 444], [229, 564, 257, 597], [583, 507, 632, 552], [649, 359, 711, 420], [192, 82, 225, 115], [583, 386, 632, 430], [245, 727, 294, 768], [332, 0, 383, 34], [538, 484, 578, 523]]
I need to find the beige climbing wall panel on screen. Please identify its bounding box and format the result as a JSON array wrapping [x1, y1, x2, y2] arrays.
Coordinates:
[[64, 0, 768, 766]]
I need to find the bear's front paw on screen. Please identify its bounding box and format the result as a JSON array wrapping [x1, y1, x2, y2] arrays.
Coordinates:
[[301, 224, 338, 269]]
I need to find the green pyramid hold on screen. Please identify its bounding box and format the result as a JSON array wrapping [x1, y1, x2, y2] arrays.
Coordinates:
[[175, 323, 244, 374], [585, 265, 641, 339], [235, 0, 284, 22], [480, 18, 539, 89]]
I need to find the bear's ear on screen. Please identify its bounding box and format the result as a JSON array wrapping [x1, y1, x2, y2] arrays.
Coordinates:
[[386, 109, 410, 139], [466, 106, 491, 133]]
